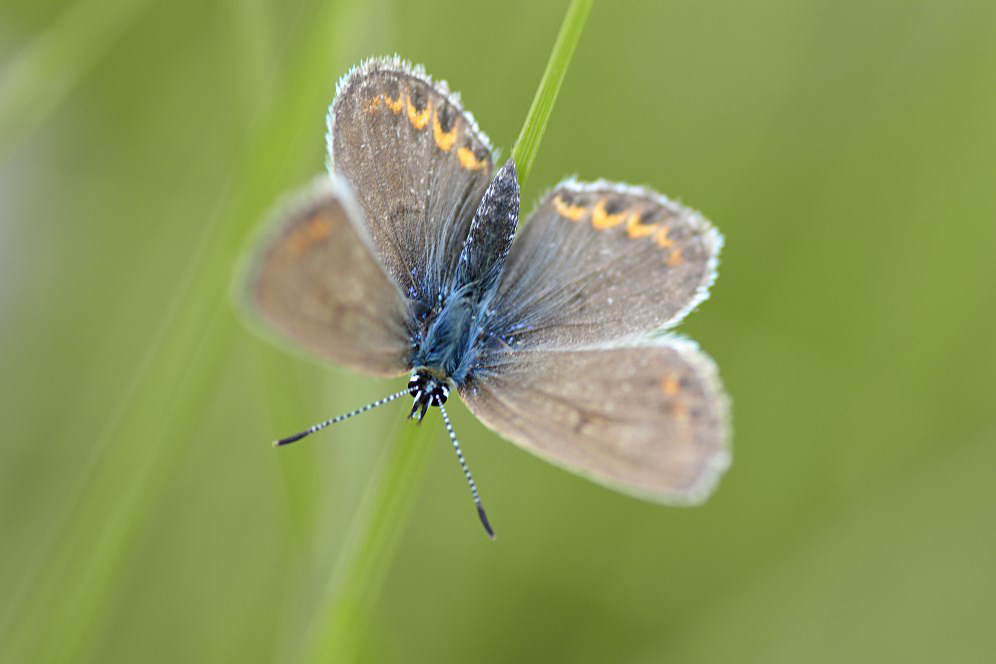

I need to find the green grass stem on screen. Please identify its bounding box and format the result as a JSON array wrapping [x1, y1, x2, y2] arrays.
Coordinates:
[[295, 424, 434, 663], [512, 0, 593, 185]]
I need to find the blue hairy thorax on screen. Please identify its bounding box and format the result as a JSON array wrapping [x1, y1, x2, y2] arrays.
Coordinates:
[[409, 284, 492, 384]]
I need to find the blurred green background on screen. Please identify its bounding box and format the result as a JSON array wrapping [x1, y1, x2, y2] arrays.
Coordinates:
[[2, 0, 994, 662]]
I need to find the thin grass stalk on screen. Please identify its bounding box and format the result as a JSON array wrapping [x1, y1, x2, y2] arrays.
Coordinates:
[[512, 0, 594, 185], [294, 424, 434, 663]]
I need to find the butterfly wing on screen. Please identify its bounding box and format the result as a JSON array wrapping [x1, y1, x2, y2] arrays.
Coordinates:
[[328, 57, 496, 298], [245, 175, 411, 376], [462, 180, 729, 502], [461, 337, 730, 503], [489, 181, 722, 349]]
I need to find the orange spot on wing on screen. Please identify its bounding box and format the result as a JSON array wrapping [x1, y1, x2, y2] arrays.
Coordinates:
[[307, 216, 331, 240], [384, 92, 403, 113], [368, 95, 382, 112], [457, 146, 487, 171], [432, 111, 457, 152], [626, 213, 659, 238], [591, 198, 628, 229], [287, 216, 332, 256], [667, 247, 683, 267], [661, 373, 681, 397], [406, 96, 431, 130], [655, 225, 673, 248], [553, 195, 587, 222]]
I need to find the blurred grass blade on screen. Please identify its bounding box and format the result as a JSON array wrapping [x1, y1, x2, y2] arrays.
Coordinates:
[[295, 425, 434, 663], [0, 0, 154, 160], [227, 0, 278, 131], [512, 0, 593, 185], [0, 0, 378, 660], [10, 308, 236, 664]]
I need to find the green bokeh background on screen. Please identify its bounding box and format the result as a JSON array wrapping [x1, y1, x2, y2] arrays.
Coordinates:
[[2, 0, 994, 662]]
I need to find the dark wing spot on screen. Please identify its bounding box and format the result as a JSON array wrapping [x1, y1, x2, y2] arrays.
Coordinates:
[[438, 104, 457, 132], [461, 137, 490, 162], [604, 196, 627, 215], [383, 77, 400, 99], [411, 86, 428, 112], [640, 207, 661, 225], [571, 192, 593, 208]]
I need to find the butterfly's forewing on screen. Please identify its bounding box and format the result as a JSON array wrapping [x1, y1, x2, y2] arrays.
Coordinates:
[[489, 181, 721, 349], [246, 176, 410, 376], [461, 337, 730, 503], [329, 57, 495, 297]]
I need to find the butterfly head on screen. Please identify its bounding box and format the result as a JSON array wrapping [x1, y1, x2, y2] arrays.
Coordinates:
[[407, 368, 451, 422]]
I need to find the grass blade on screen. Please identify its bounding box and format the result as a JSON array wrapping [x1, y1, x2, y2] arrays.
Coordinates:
[[512, 0, 594, 185], [295, 424, 434, 663]]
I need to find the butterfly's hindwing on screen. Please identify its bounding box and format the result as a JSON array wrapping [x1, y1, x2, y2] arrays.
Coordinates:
[[461, 337, 730, 503], [484, 181, 722, 352], [247, 176, 410, 376], [328, 57, 496, 300]]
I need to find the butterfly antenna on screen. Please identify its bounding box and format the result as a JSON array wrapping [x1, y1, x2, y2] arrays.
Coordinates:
[[436, 397, 495, 539], [273, 389, 409, 447]]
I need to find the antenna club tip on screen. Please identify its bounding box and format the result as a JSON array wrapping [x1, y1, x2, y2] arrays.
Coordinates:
[[274, 430, 309, 447], [477, 505, 496, 540]]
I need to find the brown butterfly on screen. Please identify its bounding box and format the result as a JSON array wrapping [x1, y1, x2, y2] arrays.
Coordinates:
[[243, 57, 731, 537]]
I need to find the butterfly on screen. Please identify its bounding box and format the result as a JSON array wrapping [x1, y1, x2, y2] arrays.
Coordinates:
[[244, 56, 730, 538]]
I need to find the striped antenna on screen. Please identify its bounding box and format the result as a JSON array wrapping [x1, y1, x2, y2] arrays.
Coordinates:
[[273, 389, 409, 446], [436, 397, 495, 539]]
